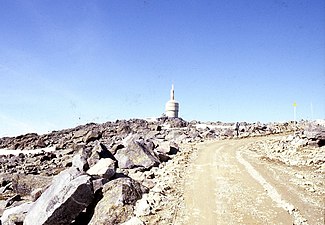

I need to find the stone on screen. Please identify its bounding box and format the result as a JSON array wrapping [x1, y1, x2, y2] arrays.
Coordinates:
[[134, 194, 151, 216], [40, 152, 56, 162], [307, 187, 316, 192], [169, 142, 179, 154], [88, 142, 114, 167], [0, 200, 6, 216], [156, 152, 171, 162], [117, 124, 132, 136], [145, 130, 159, 140], [87, 158, 116, 179], [295, 173, 304, 179], [286, 135, 295, 142], [0, 177, 10, 187], [121, 217, 144, 225], [165, 130, 184, 141], [30, 188, 43, 202], [156, 125, 162, 131], [88, 178, 143, 225], [1, 202, 33, 225], [5, 194, 21, 208], [159, 116, 188, 128], [223, 128, 234, 138], [83, 130, 101, 143], [72, 153, 89, 172], [115, 138, 160, 169], [24, 168, 94, 225], [155, 141, 170, 154], [0, 183, 11, 194], [110, 143, 125, 155], [73, 129, 88, 139], [72, 143, 85, 153], [295, 138, 308, 147], [142, 179, 155, 189], [305, 124, 325, 146], [87, 151, 100, 167], [91, 178, 109, 194], [35, 139, 46, 148], [156, 141, 179, 155], [305, 125, 325, 139]]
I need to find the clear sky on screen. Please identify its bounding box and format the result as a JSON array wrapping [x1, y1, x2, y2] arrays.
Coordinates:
[[1, 0, 324, 137]]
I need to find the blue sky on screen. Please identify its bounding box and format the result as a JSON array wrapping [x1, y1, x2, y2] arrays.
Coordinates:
[[0, 0, 324, 137]]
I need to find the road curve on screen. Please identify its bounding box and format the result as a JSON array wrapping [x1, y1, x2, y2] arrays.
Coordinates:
[[180, 137, 312, 225]]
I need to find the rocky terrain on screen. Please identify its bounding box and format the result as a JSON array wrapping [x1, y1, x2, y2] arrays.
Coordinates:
[[236, 124, 325, 225], [246, 126, 325, 170], [242, 122, 325, 204], [0, 118, 323, 224]]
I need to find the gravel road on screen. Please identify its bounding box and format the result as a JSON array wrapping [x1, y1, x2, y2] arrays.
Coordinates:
[[178, 137, 324, 225]]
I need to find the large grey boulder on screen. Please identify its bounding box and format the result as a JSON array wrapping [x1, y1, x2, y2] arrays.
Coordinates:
[[165, 130, 186, 141], [88, 177, 143, 225], [83, 130, 101, 143], [305, 124, 325, 146], [158, 117, 188, 128], [115, 138, 160, 169], [24, 168, 94, 225], [155, 141, 179, 155], [73, 129, 88, 139], [73, 129, 88, 144]]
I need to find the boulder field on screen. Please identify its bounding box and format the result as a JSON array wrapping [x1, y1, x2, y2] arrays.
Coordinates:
[[0, 118, 324, 224]]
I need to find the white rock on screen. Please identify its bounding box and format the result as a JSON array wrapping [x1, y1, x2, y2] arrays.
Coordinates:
[[307, 187, 316, 192], [134, 194, 151, 216], [295, 173, 304, 179], [286, 135, 294, 142], [87, 158, 116, 179], [72, 153, 89, 171], [1, 202, 33, 224], [295, 139, 307, 147], [121, 217, 144, 225]]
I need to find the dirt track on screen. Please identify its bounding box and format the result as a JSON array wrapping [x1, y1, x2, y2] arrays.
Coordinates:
[[177, 137, 324, 225]]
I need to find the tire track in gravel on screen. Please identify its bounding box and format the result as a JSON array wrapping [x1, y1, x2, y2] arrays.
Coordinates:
[[181, 137, 303, 225]]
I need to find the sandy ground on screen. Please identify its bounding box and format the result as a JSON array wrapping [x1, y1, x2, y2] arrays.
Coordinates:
[[176, 137, 324, 225]]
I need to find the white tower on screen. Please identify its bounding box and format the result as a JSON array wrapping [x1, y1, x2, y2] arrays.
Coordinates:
[[165, 84, 179, 117]]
